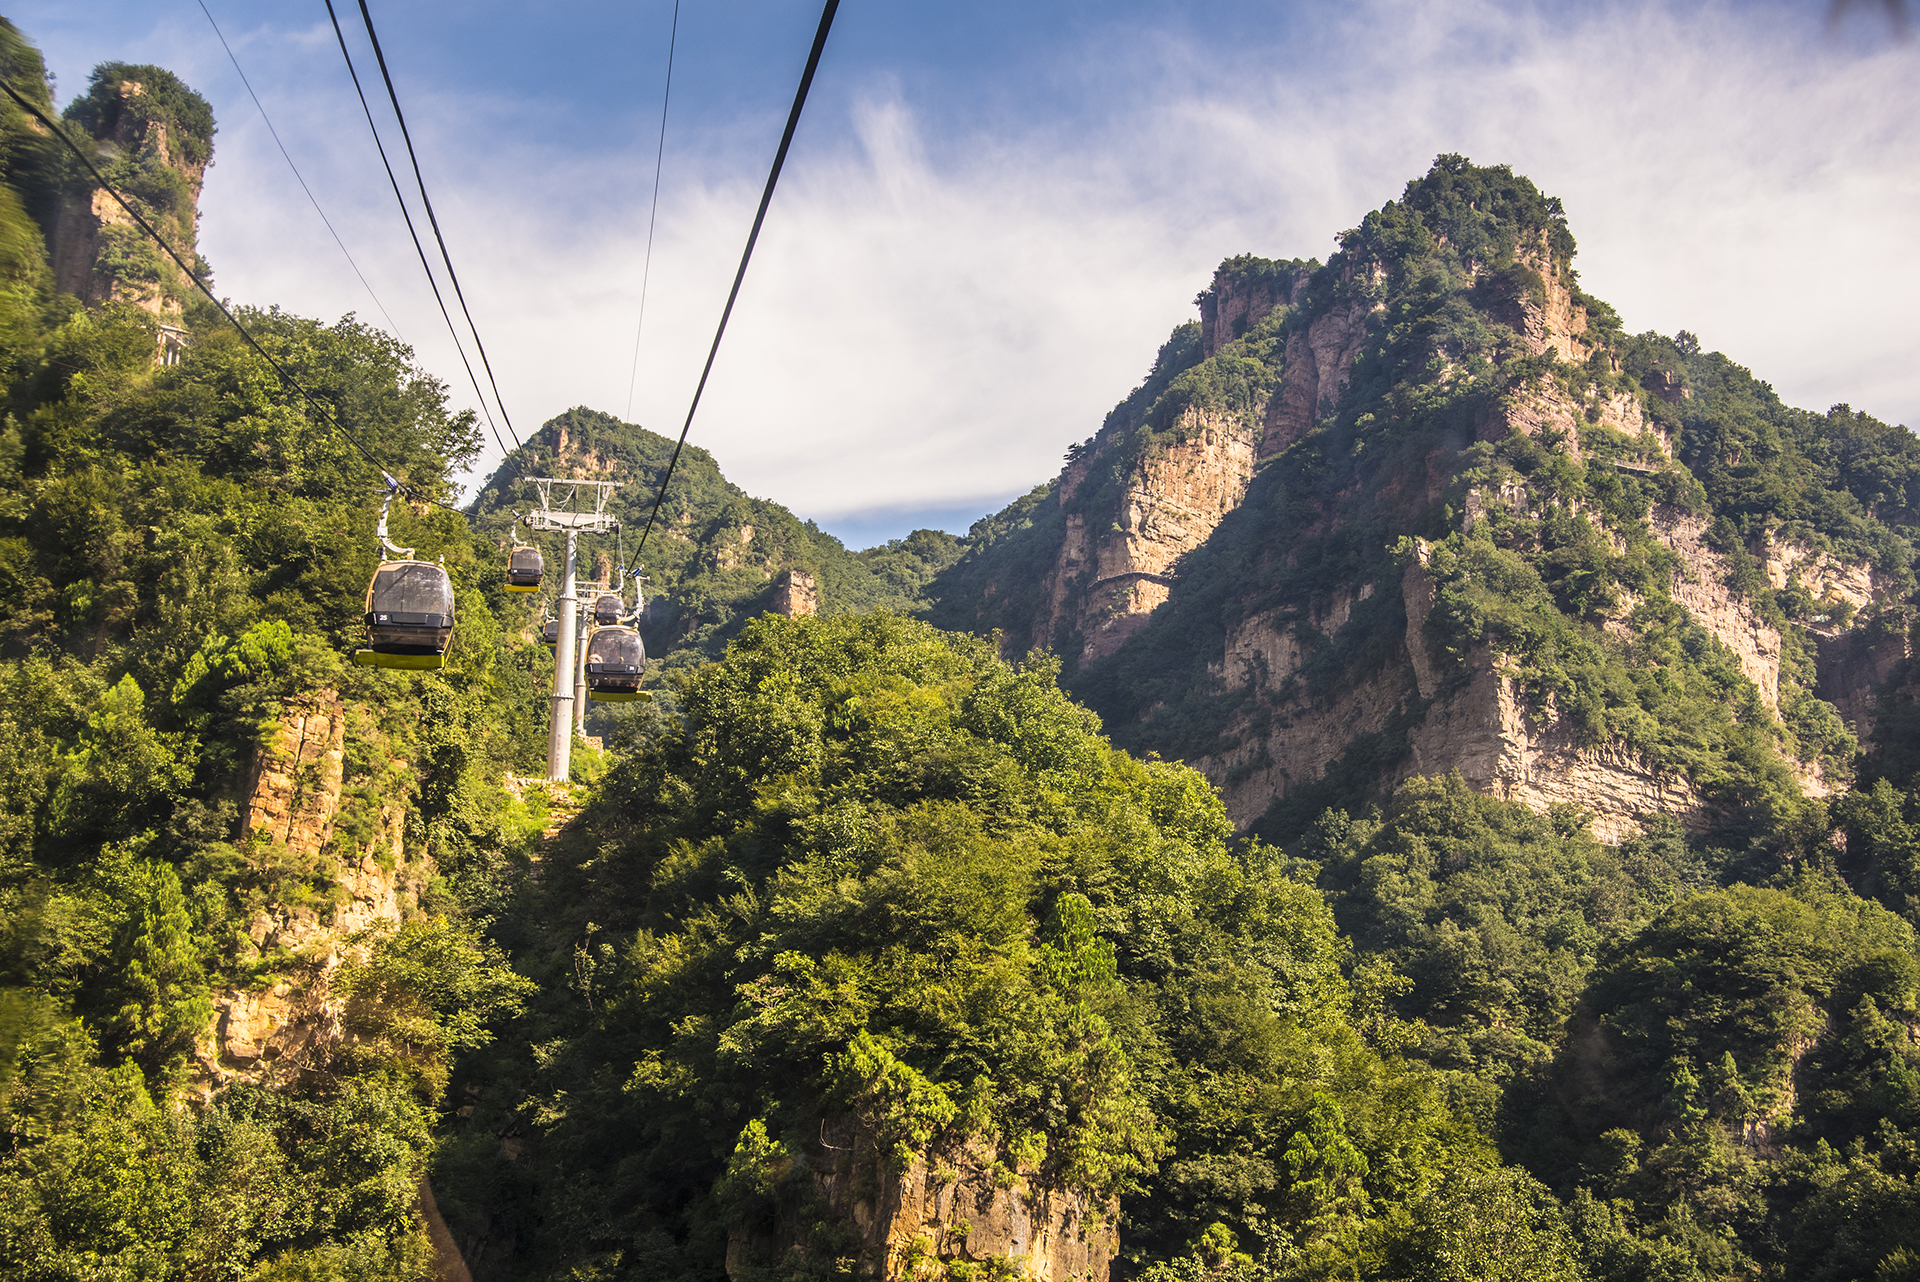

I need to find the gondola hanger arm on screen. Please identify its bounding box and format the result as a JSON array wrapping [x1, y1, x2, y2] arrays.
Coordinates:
[[377, 473, 415, 560]]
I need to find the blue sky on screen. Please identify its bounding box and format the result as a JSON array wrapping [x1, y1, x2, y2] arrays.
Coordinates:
[[19, 1, 1920, 546]]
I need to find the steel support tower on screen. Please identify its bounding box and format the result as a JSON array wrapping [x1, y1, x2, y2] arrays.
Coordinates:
[[523, 478, 620, 782]]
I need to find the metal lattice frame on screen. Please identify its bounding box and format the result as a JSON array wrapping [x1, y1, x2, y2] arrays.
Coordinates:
[[524, 478, 621, 534], [524, 479, 621, 782]]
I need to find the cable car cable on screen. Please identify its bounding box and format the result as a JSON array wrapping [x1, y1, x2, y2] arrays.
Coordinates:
[[624, 0, 679, 423], [194, 0, 406, 341], [0, 75, 434, 497], [633, 0, 840, 558], [322, 0, 512, 459], [354, 0, 521, 451]]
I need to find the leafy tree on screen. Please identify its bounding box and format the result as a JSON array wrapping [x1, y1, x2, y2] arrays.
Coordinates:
[[432, 614, 1550, 1280]]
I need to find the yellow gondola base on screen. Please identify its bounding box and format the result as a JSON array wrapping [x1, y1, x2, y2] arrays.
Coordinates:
[[589, 689, 652, 703], [354, 650, 446, 670]]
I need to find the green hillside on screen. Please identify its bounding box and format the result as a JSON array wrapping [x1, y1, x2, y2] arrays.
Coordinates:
[[936, 159, 1920, 847], [2, 19, 1919, 1282], [463, 406, 961, 723]]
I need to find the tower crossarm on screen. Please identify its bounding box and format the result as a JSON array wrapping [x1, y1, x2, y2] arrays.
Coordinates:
[[525, 477, 621, 533]]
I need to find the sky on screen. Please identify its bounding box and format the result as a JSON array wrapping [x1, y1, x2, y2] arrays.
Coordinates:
[[18, 0, 1920, 548]]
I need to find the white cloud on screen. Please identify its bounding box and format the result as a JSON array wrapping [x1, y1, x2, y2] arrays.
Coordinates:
[[44, 0, 1920, 537]]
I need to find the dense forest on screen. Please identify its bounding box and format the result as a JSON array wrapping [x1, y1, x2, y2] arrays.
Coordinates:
[[3, 16, 1920, 1282]]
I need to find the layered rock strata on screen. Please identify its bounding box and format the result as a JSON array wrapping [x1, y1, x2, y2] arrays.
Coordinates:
[[1058, 413, 1259, 662], [1264, 262, 1384, 457], [193, 695, 429, 1098], [239, 691, 347, 856], [51, 76, 208, 318], [943, 173, 1898, 843], [726, 1119, 1115, 1282], [773, 568, 819, 617]]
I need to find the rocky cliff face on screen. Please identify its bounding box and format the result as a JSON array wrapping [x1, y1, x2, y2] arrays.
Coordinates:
[[192, 692, 429, 1098], [1054, 413, 1258, 662], [773, 568, 819, 617], [1193, 548, 1709, 843], [937, 158, 1908, 844], [726, 1118, 1115, 1282], [239, 692, 346, 856], [1185, 300, 1883, 838], [942, 260, 1310, 665], [50, 71, 210, 320], [1816, 610, 1915, 740], [1265, 261, 1384, 457]]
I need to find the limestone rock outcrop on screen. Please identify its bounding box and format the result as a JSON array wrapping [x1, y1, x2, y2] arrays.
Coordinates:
[[1198, 259, 1302, 359], [938, 169, 1901, 845], [726, 1119, 1115, 1282], [1652, 509, 1786, 711], [239, 691, 347, 856], [192, 695, 428, 1098], [1060, 413, 1259, 662], [773, 568, 819, 617], [1264, 262, 1384, 457], [50, 73, 210, 321], [1187, 377, 1878, 840], [1195, 547, 1709, 842], [1816, 612, 1915, 739]]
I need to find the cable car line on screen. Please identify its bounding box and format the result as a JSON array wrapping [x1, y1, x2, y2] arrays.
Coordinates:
[[353, 0, 521, 452], [0, 75, 430, 496], [322, 0, 512, 459], [194, 0, 406, 342], [632, 0, 841, 560], [624, 0, 680, 423]]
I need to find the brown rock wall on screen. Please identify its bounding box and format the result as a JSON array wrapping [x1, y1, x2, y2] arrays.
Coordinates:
[[1512, 235, 1589, 362], [1816, 622, 1913, 739], [1263, 273, 1382, 457], [1198, 654, 1414, 827], [240, 692, 347, 857], [773, 568, 819, 617], [1764, 540, 1884, 615], [1652, 508, 1785, 711], [50, 79, 204, 317], [1195, 553, 1711, 840], [728, 1120, 1116, 1282], [1045, 512, 1090, 632], [1041, 412, 1259, 663], [1104, 413, 1258, 581], [1407, 652, 1704, 843], [1200, 270, 1290, 359], [194, 700, 426, 1099], [1209, 584, 1378, 694]]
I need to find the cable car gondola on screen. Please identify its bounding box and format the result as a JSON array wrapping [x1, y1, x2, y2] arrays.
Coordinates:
[[354, 479, 454, 670], [541, 615, 560, 648], [505, 515, 543, 592], [592, 591, 624, 627], [586, 625, 647, 703]]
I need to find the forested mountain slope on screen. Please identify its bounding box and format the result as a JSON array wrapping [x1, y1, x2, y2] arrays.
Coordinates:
[[464, 406, 963, 688], [0, 29, 545, 1277], [3, 16, 1920, 1282], [930, 157, 1920, 848]]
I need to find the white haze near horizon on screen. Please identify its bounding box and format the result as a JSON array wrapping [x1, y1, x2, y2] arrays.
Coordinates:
[[22, 0, 1920, 548]]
